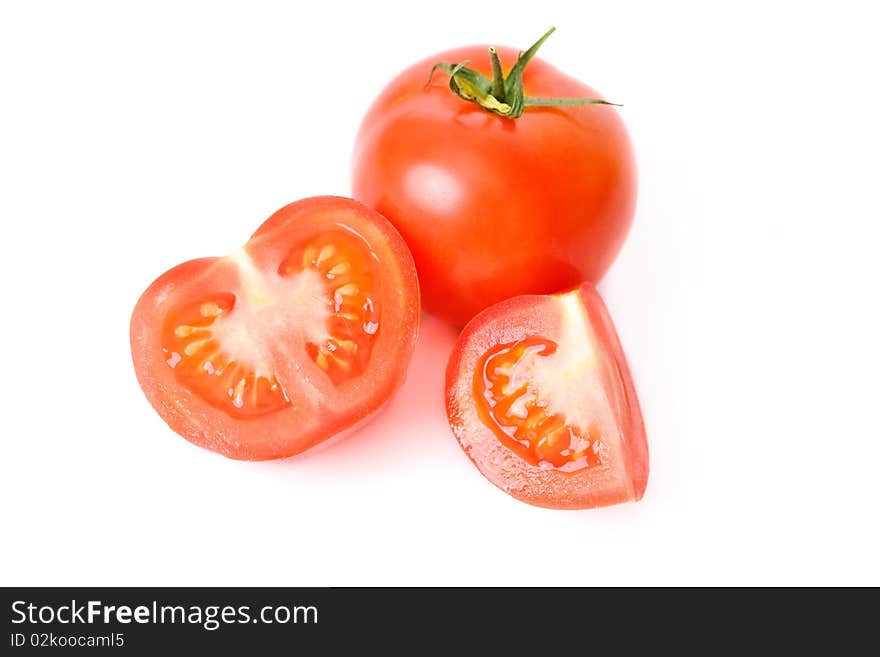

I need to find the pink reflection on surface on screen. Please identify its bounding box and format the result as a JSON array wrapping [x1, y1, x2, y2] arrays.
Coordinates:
[[277, 313, 460, 470]]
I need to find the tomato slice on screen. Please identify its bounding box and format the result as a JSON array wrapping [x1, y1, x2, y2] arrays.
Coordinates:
[[446, 283, 648, 509], [131, 196, 420, 460]]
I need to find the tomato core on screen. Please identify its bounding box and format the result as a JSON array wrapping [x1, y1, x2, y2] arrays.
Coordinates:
[[161, 227, 382, 418], [474, 336, 604, 472]]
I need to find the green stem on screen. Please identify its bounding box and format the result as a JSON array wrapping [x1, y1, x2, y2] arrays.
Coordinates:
[[504, 26, 556, 91], [524, 96, 621, 108], [427, 27, 620, 119], [488, 47, 505, 101]]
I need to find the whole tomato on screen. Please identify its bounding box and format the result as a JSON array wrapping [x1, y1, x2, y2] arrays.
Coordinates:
[[352, 29, 637, 327]]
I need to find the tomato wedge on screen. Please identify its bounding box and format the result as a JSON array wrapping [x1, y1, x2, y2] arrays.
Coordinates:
[[131, 196, 419, 460], [445, 283, 648, 509]]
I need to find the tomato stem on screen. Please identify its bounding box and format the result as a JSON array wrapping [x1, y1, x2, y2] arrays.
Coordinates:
[[488, 47, 506, 101], [428, 27, 620, 119]]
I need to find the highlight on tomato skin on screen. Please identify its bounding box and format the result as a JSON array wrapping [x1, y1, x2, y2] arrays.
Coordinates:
[[445, 283, 648, 510], [130, 196, 420, 461]]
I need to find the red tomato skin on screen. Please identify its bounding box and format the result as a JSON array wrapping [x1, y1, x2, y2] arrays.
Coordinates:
[[353, 45, 637, 327], [130, 196, 420, 460], [445, 283, 648, 509]]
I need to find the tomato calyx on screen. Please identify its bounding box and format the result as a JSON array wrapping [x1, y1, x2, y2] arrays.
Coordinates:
[[426, 27, 620, 118]]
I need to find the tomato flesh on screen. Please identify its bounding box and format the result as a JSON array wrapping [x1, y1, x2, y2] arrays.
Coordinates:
[[131, 196, 420, 460], [446, 284, 648, 509], [160, 226, 381, 418], [162, 292, 289, 418], [279, 228, 382, 386], [475, 336, 604, 472]]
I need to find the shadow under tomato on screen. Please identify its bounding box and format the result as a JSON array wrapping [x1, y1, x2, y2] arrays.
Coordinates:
[[263, 313, 460, 471]]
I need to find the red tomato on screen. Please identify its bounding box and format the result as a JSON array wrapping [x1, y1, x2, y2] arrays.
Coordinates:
[[130, 196, 420, 460], [446, 283, 648, 509], [352, 30, 636, 326]]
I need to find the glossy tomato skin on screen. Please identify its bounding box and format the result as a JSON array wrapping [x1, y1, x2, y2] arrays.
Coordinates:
[[446, 283, 647, 509], [352, 45, 636, 327], [131, 196, 420, 460]]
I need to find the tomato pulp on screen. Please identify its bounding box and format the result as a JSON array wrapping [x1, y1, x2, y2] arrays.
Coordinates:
[[446, 283, 648, 509], [131, 196, 420, 460], [352, 35, 636, 326]]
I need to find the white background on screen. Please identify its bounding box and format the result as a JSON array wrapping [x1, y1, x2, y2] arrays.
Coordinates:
[[1, 1, 878, 586]]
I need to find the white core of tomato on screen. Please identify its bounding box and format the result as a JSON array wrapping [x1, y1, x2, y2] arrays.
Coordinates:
[[211, 248, 331, 379], [501, 291, 617, 438]]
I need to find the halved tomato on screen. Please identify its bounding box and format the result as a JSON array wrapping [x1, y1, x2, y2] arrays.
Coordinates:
[[130, 196, 420, 460], [445, 283, 647, 509]]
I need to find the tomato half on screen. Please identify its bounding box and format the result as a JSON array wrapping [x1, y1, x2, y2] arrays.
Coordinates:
[[446, 283, 647, 509], [130, 196, 420, 460], [352, 32, 636, 326]]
